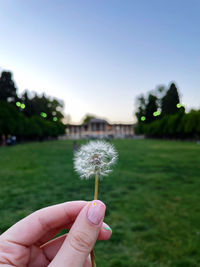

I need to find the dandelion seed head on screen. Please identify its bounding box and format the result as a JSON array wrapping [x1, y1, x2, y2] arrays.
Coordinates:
[[74, 140, 118, 179]]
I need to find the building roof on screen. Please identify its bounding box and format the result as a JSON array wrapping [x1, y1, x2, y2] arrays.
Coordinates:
[[89, 118, 107, 124], [67, 117, 135, 127]]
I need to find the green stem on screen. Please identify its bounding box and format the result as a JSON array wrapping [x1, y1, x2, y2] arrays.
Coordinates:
[[94, 172, 99, 200], [91, 172, 99, 267]]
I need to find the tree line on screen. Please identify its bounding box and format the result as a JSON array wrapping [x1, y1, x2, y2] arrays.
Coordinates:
[[135, 83, 200, 139], [0, 71, 66, 142]]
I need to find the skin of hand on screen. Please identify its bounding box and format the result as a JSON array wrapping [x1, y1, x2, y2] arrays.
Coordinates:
[[0, 200, 111, 267]]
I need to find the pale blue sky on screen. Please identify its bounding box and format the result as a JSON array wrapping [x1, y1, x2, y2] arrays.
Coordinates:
[[0, 0, 200, 123]]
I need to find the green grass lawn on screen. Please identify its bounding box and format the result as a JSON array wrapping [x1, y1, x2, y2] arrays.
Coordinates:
[[0, 139, 200, 266]]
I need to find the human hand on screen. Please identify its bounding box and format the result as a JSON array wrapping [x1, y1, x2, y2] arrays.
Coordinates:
[[0, 200, 111, 267]]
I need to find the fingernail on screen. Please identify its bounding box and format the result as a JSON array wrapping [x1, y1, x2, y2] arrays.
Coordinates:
[[87, 200, 106, 225], [104, 223, 112, 233]]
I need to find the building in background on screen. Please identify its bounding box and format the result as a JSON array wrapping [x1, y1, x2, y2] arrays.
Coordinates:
[[66, 118, 134, 139]]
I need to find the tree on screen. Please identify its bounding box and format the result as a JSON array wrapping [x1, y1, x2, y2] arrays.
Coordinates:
[[145, 94, 158, 123], [0, 101, 19, 135], [183, 110, 200, 139], [0, 71, 18, 102], [83, 114, 95, 124], [21, 90, 33, 117], [135, 95, 146, 122], [21, 92, 64, 122], [154, 85, 166, 109], [0, 69, 66, 141], [161, 83, 180, 116]]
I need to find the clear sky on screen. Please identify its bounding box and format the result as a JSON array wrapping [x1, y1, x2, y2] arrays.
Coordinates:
[[0, 0, 200, 124]]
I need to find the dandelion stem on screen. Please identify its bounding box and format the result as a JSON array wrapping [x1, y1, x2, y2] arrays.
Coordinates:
[[91, 172, 99, 267], [94, 172, 99, 200], [91, 250, 96, 267]]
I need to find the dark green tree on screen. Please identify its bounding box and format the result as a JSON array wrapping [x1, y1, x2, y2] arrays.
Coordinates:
[[154, 85, 166, 109], [83, 114, 95, 124], [0, 71, 17, 102], [145, 94, 158, 123], [21, 90, 33, 117], [0, 69, 66, 142], [161, 83, 180, 116], [135, 95, 146, 122], [21, 92, 64, 122]]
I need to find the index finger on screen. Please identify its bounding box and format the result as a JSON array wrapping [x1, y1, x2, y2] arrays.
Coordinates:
[[0, 201, 87, 246]]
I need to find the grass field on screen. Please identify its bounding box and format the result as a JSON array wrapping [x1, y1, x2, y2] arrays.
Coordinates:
[[0, 139, 200, 266]]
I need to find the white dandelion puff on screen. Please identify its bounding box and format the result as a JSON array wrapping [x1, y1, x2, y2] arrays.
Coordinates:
[[74, 140, 118, 179]]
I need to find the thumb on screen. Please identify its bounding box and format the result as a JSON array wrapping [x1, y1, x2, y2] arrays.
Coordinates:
[[49, 200, 106, 267]]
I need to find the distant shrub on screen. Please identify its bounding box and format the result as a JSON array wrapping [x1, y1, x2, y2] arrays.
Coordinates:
[[0, 101, 65, 141], [135, 109, 200, 140]]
